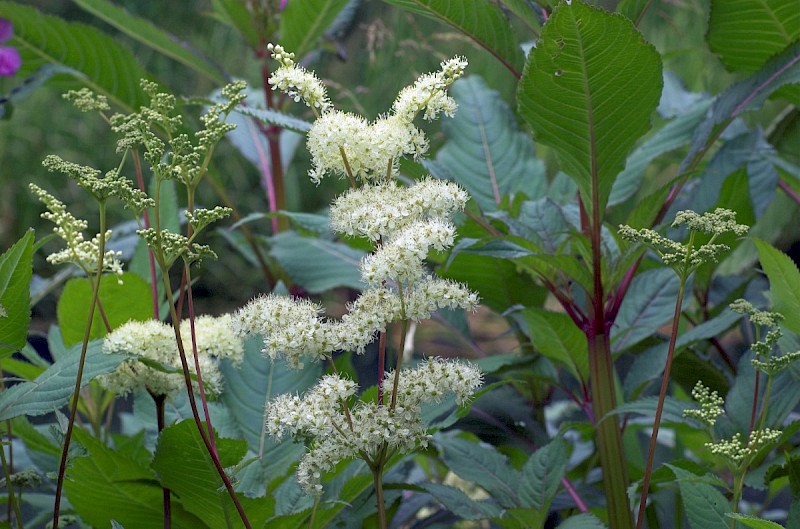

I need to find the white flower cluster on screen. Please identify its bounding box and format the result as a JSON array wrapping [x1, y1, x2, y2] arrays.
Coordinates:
[[100, 315, 244, 397], [705, 428, 782, 465], [270, 51, 466, 184], [266, 358, 482, 493]]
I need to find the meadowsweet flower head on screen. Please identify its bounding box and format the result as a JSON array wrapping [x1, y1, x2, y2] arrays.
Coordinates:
[[30, 184, 124, 282], [267, 43, 332, 113], [0, 18, 21, 77], [683, 381, 724, 427], [101, 319, 230, 397], [306, 110, 369, 184], [64, 88, 110, 113], [180, 314, 245, 366], [392, 56, 467, 122], [672, 208, 749, 236], [705, 428, 782, 465], [268, 359, 481, 494], [336, 287, 402, 354]]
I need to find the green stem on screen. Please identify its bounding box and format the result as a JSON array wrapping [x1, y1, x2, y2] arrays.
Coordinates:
[[152, 393, 171, 529], [372, 462, 388, 529], [635, 275, 687, 529], [52, 201, 108, 529], [1, 429, 24, 529]]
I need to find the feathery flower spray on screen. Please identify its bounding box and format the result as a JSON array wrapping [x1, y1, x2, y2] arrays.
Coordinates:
[[235, 46, 482, 521]]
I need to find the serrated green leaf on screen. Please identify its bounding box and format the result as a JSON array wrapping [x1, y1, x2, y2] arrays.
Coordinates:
[[499, 0, 543, 32], [0, 2, 149, 113], [753, 238, 800, 334], [268, 232, 364, 293], [518, 437, 567, 511], [682, 41, 800, 173], [56, 273, 153, 347], [151, 419, 272, 528], [557, 513, 609, 529], [209, 0, 258, 47], [234, 105, 313, 134], [611, 267, 682, 353], [604, 396, 701, 427], [518, 1, 662, 217], [65, 428, 206, 529], [708, 0, 800, 75], [280, 0, 350, 58], [419, 482, 504, 520], [726, 513, 786, 529], [437, 76, 547, 212], [518, 308, 587, 380], [435, 434, 520, 509], [382, 0, 524, 75], [0, 338, 126, 420], [73, 0, 225, 84], [667, 464, 730, 529], [609, 99, 711, 206], [0, 230, 34, 357]]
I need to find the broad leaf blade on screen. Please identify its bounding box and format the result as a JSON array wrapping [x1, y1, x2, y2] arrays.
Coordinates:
[[280, 0, 350, 58], [708, 0, 800, 74], [753, 238, 800, 334], [0, 2, 149, 112], [437, 76, 547, 212], [0, 230, 34, 357], [519, 308, 588, 380], [668, 465, 731, 529], [382, 0, 524, 76], [73, 0, 226, 83], [0, 339, 126, 420], [518, 437, 568, 510], [419, 482, 504, 520], [518, 1, 662, 217]]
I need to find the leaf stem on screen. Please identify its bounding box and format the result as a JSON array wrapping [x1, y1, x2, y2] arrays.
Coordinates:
[[0, 424, 24, 529]]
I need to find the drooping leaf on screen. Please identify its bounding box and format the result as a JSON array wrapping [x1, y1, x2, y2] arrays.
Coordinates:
[[151, 419, 273, 528], [268, 232, 365, 293], [498, 0, 543, 32], [518, 437, 568, 511], [73, 0, 226, 83], [708, 0, 800, 74], [280, 0, 351, 58], [667, 464, 730, 529], [419, 482, 504, 520], [518, 1, 662, 217], [56, 273, 153, 347], [437, 76, 547, 212], [608, 99, 711, 206], [381, 0, 524, 76], [65, 429, 206, 528], [435, 434, 520, 509], [681, 40, 800, 173], [753, 238, 800, 334], [604, 396, 701, 427], [0, 1, 149, 112], [209, 0, 258, 47], [0, 338, 126, 420], [513, 198, 573, 253], [0, 230, 34, 357], [611, 267, 682, 353]]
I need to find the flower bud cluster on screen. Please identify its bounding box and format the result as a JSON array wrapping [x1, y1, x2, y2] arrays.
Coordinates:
[[267, 43, 332, 113], [619, 208, 749, 275], [29, 184, 124, 282], [683, 381, 724, 427], [705, 428, 782, 465], [267, 358, 482, 493], [101, 315, 243, 398]]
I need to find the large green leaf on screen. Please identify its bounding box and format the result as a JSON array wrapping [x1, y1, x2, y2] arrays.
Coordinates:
[[382, 0, 524, 76], [0, 338, 126, 420], [667, 465, 731, 529], [56, 272, 153, 347], [753, 238, 800, 334], [435, 434, 520, 509], [280, 0, 350, 58], [726, 513, 787, 529], [0, 230, 34, 357], [557, 514, 609, 529], [518, 1, 662, 217], [73, 0, 225, 84], [65, 429, 206, 529], [708, 0, 800, 74], [681, 40, 800, 173], [151, 419, 273, 528], [436, 76, 547, 212], [605, 396, 701, 427], [519, 308, 588, 381], [518, 437, 567, 511], [419, 482, 504, 520], [0, 2, 149, 112], [268, 232, 365, 293]]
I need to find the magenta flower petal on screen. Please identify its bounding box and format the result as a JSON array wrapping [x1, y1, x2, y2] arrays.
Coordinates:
[[0, 18, 12, 42], [0, 46, 21, 76], [279, 0, 288, 10]]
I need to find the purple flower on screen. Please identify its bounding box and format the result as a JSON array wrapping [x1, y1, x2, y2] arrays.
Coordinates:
[[279, 0, 288, 11], [0, 18, 21, 77]]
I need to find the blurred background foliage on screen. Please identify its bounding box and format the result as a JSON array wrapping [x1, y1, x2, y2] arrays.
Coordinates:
[[1, 0, 798, 326]]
